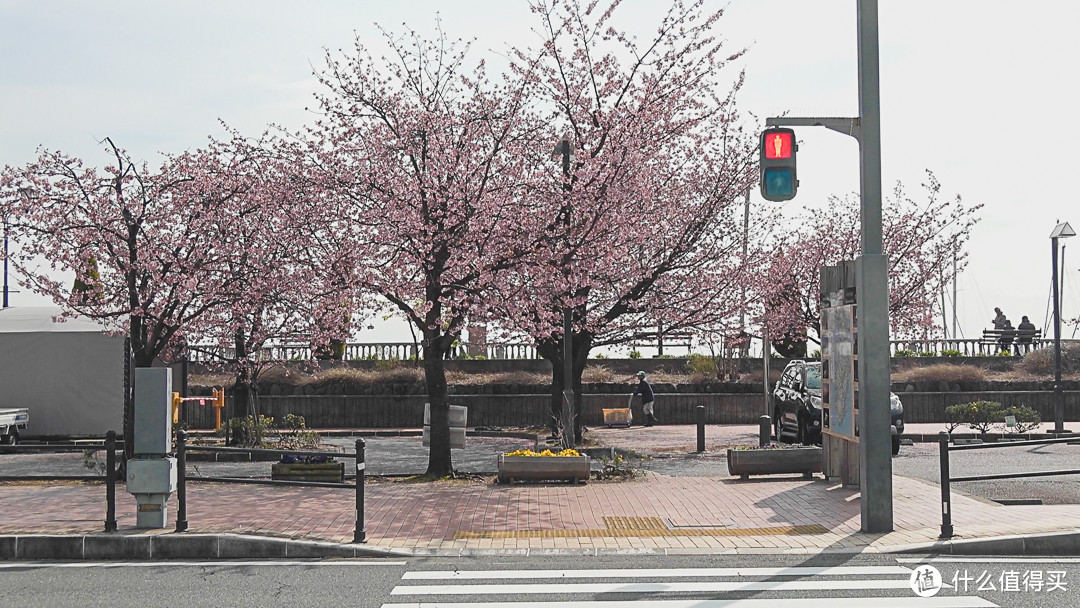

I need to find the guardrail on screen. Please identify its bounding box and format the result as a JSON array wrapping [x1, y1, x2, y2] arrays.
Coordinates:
[[937, 431, 1080, 538], [175, 430, 367, 543], [0, 431, 123, 532]]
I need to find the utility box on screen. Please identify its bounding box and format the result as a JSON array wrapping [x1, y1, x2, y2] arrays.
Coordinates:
[[134, 368, 172, 455], [127, 457, 177, 528], [128, 368, 177, 528]]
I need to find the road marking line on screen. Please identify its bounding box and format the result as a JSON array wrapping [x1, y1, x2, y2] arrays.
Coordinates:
[[0, 560, 407, 569], [897, 556, 1080, 564], [391, 580, 915, 594], [403, 566, 913, 579], [382, 597, 997, 608]]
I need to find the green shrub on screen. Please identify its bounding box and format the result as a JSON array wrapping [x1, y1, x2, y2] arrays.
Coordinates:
[[944, 400, 1005, 434], [1002, 405, 1041, 433], [996, 350, 1012, 357], [229, 414, 274, 447], [809, 349, 821, 359], [275, 413, 322, 450], [941, 349, 963, 357], [592, 353, 607, 360], [895, 349, 917, 357], [918, 350, 937, 357], [655, 354, 675, 359], [628, 350, 642, 359], [686, 354, 718, 379]]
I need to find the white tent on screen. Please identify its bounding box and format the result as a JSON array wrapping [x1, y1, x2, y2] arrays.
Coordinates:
[[0, 307, 125, 437]]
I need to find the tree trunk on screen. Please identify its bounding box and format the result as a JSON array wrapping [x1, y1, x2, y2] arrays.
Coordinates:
[[571, 332, 593, 443], [424, 328, 454, 477], [536, 339, 564, 437]]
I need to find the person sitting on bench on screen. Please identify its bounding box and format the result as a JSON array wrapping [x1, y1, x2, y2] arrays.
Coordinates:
[[998, 319, 1015, 354], [1016, 315, 1037, 353]]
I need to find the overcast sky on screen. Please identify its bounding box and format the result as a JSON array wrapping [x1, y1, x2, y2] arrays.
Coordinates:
[[2, 0, 1079, 348]]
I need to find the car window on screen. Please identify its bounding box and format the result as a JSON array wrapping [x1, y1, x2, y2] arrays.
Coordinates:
[[805, 365, 822, 390], [780, 367, 796, 388]]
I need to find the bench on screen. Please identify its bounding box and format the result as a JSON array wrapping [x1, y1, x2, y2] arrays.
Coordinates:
[[980, 328, 1042, 355]]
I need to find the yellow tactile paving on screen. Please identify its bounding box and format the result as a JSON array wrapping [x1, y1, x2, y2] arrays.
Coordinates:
[[454, 523, 828, 539]]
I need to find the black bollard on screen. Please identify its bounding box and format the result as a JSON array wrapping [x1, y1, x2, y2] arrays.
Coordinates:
[[759, 415, 771, 447], [176, 429, 188, 532], [696, 406, 706, 452], [938, 431, 953, 538], [354, 438, 367, 543], [105, 430, 117, 533]]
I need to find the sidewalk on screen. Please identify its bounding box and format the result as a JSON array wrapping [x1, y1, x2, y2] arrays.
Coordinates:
[[3, 424, 1080, 559]]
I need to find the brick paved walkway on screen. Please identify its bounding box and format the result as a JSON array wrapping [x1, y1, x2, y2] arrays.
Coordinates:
[[4, 472, 1080, 552], [4, 424, 1080, 553]]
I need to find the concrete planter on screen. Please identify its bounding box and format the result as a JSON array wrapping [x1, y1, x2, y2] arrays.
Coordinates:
[[726, 447, 822, 480], [497, 455, 590, 485], [270, 461, 345, 483]]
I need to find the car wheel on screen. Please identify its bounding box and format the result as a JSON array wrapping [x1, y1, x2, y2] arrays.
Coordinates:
[[797, 416, 810, 446], [892, 435, 901, 456], [773, 410, 784, 442]]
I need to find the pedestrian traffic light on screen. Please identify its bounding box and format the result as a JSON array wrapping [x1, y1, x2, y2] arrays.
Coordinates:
[[760, 127, 798, 201]]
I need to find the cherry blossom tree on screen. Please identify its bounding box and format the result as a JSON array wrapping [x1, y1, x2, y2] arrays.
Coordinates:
[[301, 26, 547, 476], [490, 0, 760, 443], [186, 134, 358, 431], [0, 138, 246, 453], [759, 171, 982, 345]]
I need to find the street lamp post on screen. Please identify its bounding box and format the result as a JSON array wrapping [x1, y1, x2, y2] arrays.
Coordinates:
[[1051, 221, 1075, 434], [553, 135, 576, 447]]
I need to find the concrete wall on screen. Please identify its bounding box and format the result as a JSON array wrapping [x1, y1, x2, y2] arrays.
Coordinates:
[[180, 390, 1080, 429]]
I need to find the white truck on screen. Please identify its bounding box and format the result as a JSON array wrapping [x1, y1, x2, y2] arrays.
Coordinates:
[[1, 408, 29, 445]]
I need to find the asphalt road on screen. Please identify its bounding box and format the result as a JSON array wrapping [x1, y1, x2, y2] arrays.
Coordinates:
[[3, 553, 1078, 607], [892, 441, 1080, 506]]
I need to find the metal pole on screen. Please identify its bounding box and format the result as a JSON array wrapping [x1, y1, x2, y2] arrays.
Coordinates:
[[696, 406, 705, 452], [759, 415, 771, 448], [561, 139, 576, 447], [3, 227, 8, 309], [175, 429, 188, 532], [938, 431, 953, 538], [1053, 236, 1064, 433], [104, 430, 117, 533], [952, 244, 958, 340], [354, 438, 367, 543], [856, 0, 893, 533], [762, 326, 771, 418]]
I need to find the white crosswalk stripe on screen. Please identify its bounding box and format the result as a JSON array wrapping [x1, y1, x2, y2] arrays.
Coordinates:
[[384, 565, 999, 608]]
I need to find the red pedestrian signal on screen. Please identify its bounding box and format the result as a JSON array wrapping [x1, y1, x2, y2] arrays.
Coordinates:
[[760, 128, 798, 201], [763, 130, 794, 159]]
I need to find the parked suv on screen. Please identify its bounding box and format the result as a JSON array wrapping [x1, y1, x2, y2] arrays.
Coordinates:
[[773, 360, 904, 455]]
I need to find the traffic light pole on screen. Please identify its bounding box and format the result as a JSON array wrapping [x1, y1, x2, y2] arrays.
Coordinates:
[[764, 0, 892, 533]]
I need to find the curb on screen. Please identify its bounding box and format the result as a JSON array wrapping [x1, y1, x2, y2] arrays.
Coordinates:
[[887, 530, 1080, 556], [6, 530, 1080, 560], [0, 534, 408, 561]]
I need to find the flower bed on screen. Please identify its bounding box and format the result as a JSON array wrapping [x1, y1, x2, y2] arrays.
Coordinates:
[[726, 445, 822, 480], [497, 449, 590, 484]]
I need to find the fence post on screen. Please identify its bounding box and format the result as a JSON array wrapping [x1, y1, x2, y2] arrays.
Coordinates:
[[938, 431, 953, 538], [105, 430, 117, 533], [696, 406, 705, 452], [354, 438, 367, 543], [176, 429, 188, 532]]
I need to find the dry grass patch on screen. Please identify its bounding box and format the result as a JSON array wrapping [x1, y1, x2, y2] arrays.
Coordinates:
[[892, 363, 987, 383], [445, 370, 549, 385], [1016, 343, 1080, 376]]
